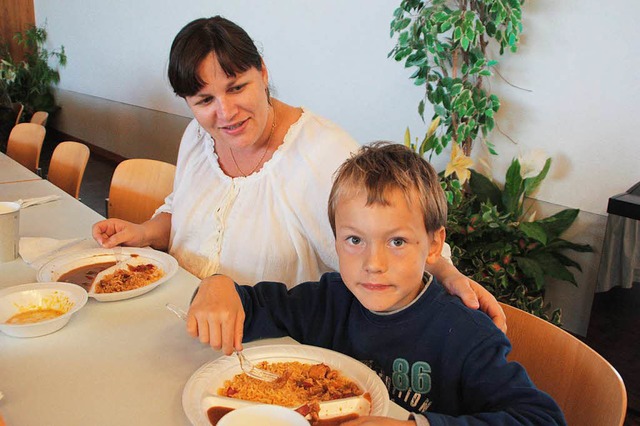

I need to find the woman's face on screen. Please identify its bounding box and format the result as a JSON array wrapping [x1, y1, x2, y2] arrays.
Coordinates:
[[185, 53, 270, 150]]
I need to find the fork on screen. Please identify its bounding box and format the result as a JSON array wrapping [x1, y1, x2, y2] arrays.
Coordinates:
[[235, 349, 280, 382], [164, 303, 280, 382], [113, 245, 125, 265]]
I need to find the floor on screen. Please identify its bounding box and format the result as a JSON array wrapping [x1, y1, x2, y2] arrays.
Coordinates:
[[40, 133, 640, 425]]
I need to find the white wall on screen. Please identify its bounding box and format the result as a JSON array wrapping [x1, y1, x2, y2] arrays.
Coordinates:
[[33, 0, 640, 334], [35, 0, 640, 215], [34, 0, 429, 161], [485, 0, 640, 216]]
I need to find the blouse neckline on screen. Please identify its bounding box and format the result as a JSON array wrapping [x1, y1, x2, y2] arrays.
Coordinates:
[[204, 108, 310, 182]]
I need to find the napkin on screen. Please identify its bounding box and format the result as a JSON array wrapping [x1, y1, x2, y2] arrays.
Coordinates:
[[16, 195, 61, 208], [19, 237, 100, 269]]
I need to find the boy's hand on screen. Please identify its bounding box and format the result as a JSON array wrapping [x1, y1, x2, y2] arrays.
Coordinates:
[[342, 417, 418, 426], [188, 275, 245, 355]]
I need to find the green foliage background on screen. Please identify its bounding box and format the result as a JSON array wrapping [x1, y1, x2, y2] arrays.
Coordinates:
[[390, 0, 592, 323]]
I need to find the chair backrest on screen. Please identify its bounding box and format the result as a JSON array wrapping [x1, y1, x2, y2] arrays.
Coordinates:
[[501, 302, 627, 426], [107, 158, 176, 224], [47, 141, 90, 198], [12, 102, 24, 125], [30, 111, 49, 126], [6, 122, 46, 173]]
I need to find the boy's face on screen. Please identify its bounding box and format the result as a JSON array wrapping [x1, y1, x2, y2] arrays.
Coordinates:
[[334, 187, 444, 312]]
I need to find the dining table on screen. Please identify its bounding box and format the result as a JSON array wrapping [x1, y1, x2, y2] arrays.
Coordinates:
[[0, 152, 41, 184], [0, 155, 408, 425]]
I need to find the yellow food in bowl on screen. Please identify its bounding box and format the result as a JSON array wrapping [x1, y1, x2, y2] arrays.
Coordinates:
[[6, 308, 65, 324], [4, 290, 74, 325]]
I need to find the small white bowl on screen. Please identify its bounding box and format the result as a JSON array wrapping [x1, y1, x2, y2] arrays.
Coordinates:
[[0, 282, 88, 338], [217, 405, 308, 426]]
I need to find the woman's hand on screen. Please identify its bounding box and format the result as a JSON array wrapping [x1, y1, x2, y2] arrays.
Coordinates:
[[92, 212, 171, 250], [427, 256, 507, 333], [92, 218, 147, 248], [342, 417, 417, 426], [188, 275, 245, 355]]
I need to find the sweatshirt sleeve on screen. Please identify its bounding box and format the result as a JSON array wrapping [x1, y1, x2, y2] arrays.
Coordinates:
[[424, 331, 566, 425], [237, 273, 351, 347]]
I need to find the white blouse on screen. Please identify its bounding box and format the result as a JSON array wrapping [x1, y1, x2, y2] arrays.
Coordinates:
[[156, 110, 359, 287]]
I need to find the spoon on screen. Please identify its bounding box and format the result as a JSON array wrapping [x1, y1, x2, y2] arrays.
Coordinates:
[[164, 303, 279, 382]]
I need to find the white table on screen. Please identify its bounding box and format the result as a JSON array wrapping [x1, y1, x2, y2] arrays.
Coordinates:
[[0, 178, 408, 425], [0, 152, 41, 184]]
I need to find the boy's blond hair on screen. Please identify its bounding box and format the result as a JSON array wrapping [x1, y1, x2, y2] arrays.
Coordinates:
[[328, 141, 447, 235]]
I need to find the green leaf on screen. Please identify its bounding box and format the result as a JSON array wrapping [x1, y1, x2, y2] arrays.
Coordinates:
[[523, 158, 551, 196], [469, 169, 503, 207], [461, 37, 470, 50], [485, 141, 498, 155], [546, 239, 593, 253], [530, 253, 578, 285], [535, 209, 579, 240], [552, 252, 583, 271], [453, 27, 462, 41], [404, 127, 411, 148], [418, 99, 425, 119], [502, 159, 524, 215], [514, 257, 545, 291], [519, 222, 548, 244]]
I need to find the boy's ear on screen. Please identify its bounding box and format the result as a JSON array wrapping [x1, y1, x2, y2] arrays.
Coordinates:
[[426, 227, 446, 264]]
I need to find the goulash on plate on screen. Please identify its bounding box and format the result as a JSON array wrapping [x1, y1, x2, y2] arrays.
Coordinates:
[[93, 263, 164, 293], [218, 361, 365, 422]]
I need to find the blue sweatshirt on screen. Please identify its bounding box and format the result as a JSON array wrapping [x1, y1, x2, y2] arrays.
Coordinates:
[[236, 272, 566, 425]]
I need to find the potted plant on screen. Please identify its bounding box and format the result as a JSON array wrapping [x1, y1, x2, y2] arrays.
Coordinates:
[[445, 156, 592, 324], [389, 0, 591, 323], [389, 0, 524, 157], [0, 24, 66, 121], [0, 58, 17, 150]]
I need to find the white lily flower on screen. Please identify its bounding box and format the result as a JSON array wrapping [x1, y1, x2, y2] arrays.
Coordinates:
[[518, 149, 548, 179]]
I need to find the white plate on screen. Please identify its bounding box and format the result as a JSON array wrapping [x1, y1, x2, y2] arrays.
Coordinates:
[[36, 247, 179, 302], [182, 344, 389, 426]]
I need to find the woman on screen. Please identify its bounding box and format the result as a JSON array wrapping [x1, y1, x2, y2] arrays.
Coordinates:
[[92, 16, 505, 333]]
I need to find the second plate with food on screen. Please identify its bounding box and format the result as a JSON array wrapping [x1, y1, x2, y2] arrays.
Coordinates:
[[182, 344, 389, 426], [37, 247, 179, 302]]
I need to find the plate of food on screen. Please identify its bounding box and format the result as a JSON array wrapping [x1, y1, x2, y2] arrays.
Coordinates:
[[36, 247, 179, 302], [182, 344, 389, 426]]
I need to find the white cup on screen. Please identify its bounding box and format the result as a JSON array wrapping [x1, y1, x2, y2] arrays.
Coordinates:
[[217, 405, 308, 426], [0, 202, 21, 262]]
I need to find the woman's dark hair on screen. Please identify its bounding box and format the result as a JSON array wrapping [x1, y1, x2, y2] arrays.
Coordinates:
[[168, 16, 263, 98]]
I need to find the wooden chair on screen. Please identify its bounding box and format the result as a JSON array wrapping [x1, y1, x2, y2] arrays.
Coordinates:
[[12, 102, 24, 125], [501, 302, 627, 426], [6, 122, 46, 174], [47, 141, 90, 198], [107, 158, 176, 224], [30, 111, 49, 126]]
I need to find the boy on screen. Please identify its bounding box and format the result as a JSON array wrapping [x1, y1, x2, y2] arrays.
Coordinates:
[[188, 142, 565, 425]]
